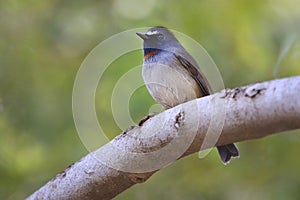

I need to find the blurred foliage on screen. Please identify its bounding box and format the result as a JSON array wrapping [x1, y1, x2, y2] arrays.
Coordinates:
[[0, 0, 300, 199]]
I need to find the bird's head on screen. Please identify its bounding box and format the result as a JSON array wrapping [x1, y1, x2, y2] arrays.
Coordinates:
[[136, 26, 180, 50]]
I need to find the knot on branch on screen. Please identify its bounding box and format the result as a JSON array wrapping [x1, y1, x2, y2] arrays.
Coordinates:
[[245, 85, 266, 98], [127, 173, 149, 184], [223, 84, 266, 99], [174, 111, 185, 129]]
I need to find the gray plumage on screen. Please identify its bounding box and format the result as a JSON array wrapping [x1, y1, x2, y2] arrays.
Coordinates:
[[137, 26, 239, 164]]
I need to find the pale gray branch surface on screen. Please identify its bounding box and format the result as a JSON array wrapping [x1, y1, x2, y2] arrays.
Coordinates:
[[27, 76, 300, 200]]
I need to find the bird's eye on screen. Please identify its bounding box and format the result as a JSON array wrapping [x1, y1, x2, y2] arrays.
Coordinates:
[[156, 34, 164, 40]]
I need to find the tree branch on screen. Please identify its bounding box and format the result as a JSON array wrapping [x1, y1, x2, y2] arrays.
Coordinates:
[[27, 76, 300, 200]]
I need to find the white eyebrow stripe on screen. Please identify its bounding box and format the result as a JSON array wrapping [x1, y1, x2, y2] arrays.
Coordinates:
[[146, 30, 159, 35]]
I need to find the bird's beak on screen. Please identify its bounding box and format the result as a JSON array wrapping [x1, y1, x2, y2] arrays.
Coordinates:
[[136, 32, 149, 40]]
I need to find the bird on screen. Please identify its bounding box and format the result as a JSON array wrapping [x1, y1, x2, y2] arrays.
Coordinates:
[[136, 26, 239, 164]]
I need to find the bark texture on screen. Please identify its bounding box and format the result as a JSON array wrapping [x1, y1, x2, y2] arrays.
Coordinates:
[[27, 76, 300, 200]]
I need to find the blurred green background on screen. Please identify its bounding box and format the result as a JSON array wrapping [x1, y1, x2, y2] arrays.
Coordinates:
[[1, 0, 300, 199]]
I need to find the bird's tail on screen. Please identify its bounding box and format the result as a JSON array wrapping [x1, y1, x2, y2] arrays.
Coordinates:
[[217, 144, 239, 165]]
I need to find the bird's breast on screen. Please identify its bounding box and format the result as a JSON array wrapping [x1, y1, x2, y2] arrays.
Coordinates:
[[142, 58, 201, 109]]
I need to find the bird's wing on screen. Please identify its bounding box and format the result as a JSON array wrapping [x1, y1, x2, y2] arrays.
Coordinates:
[[176, 55, 212, 96]]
